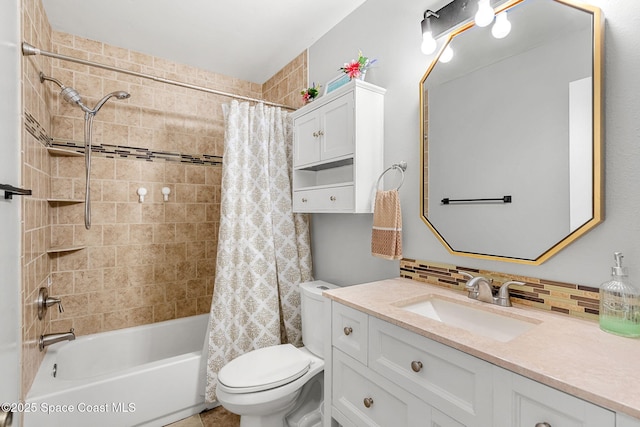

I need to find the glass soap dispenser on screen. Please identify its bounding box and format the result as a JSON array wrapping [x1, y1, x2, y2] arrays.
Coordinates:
[[599, 252, 640, 337]]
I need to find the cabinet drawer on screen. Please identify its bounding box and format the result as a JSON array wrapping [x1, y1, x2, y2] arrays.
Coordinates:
[[493, 367, 615, 427], [332, 349, 427, 427], [332, 302, 368, 364], [369, 316, 492, 426], [293, 185, 354, 212]]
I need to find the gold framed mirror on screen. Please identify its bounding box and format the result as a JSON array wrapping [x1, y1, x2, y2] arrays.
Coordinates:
[[420, 0, 603, 265]]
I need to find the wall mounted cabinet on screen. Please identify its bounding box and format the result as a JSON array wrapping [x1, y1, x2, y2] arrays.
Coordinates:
[[291, 80, 385, 213]]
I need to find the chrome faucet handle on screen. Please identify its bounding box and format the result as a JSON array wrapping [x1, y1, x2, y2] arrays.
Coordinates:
[[46, 296, 64, 313], [465, 276, 492, 300], [496, 280, 525, 307], [459, 271, 474, 280]]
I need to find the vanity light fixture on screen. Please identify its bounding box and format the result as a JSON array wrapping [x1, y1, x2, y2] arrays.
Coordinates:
[[421, 10, 439, 55], [491, 11, 511, 39], [439, 45, 454, 63], [475, 0, 495, 27]]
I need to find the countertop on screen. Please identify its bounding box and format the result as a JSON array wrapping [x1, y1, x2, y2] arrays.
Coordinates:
[[324, 277, 639, 419]]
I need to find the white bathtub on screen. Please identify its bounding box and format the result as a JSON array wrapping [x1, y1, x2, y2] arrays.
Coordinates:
[[25, 314, 215, 427]]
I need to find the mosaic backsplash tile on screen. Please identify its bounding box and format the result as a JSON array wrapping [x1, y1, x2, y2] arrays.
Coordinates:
[[400, 258, 600, 321]]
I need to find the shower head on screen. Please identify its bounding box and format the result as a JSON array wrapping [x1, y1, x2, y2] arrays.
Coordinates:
[[92, 91, 131, 114]]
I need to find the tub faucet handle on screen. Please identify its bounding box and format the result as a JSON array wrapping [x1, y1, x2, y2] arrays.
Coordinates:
[[37, 287, 64, 319], [48, 296, 64, 313]]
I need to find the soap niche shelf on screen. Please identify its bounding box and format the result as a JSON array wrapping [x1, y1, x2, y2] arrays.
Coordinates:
[[47, 198, 84, 204], [47, 147, 84, 157], [46, 245, 86, 254]]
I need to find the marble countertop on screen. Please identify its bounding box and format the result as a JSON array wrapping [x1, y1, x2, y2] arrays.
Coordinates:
[[324, 277, 639, 419]]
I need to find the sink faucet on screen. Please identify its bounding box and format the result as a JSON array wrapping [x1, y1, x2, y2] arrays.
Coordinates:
[[39, 328, 75, 351], [460, 272, 524, 307]]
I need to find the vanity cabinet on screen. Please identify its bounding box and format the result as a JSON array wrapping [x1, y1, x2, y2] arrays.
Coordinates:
[[327, 301, 617, 427], [329, 302, 491, 427], [291, 80, 384, 213], [493, 367, 615, 427]]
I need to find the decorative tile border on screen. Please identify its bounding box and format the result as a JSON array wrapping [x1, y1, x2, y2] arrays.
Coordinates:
[[400, 258, 600, 321], [24, 111, 51, 146], [24, 111, 223, 166]]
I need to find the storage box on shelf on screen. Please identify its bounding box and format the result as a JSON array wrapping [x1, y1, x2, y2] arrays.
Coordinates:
[[291, 80, 385, 213]]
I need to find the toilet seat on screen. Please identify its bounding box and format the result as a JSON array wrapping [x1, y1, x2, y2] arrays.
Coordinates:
[[217, 344, 311, 394]]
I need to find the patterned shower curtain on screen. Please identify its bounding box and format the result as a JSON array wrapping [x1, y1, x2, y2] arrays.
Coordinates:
[[205, 101, 313, 402]]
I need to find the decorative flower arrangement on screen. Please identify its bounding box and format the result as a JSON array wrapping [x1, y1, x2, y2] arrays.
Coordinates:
[[300, 83, 321, 104], [340, 50, 377, 80]]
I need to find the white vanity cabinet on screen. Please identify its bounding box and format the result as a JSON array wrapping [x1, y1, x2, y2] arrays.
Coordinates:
[[328, 302, 491, 427], [493, 367, 615, 427], [326, 301, 618, 427], [291, 80, 385, 213]]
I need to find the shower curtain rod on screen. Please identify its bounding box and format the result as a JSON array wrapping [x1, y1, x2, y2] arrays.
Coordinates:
[[22, 42, 296, 111]]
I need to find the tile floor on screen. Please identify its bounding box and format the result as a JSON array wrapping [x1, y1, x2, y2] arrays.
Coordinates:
[[165, 405, 240, 427]]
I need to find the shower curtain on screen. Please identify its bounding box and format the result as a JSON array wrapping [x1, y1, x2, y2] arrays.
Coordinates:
[[205, 101, 313, 402]]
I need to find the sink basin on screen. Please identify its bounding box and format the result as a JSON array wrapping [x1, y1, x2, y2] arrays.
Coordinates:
[[398, 296, 538, 342]]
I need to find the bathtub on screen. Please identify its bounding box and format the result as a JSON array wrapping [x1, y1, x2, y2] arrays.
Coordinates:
[[24, 314, 216, 427]]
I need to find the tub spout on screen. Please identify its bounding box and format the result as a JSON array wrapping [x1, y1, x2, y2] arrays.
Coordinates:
[[39, 328, 75, 351]]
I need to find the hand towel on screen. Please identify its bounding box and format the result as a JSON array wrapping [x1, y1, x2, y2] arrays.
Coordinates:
[[371, 189, 402, 260]]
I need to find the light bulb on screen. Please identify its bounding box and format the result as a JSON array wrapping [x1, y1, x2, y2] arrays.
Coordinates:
[[421, 32, 437, 55], [475, 0, 494, 27], [492, 11, 511, 39], [439, 45, 454, 63]]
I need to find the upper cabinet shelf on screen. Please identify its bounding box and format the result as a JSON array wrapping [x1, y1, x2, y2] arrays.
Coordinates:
[[291, 80, 385, 213]]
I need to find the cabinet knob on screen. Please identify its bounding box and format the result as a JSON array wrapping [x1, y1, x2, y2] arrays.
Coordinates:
[[301, 198, 307, 203], [343, 326, 353, 336], [363, 397, 374, 408], [330, 196, 337, 201], [312, 131, 319, 137], [411, 361, 423, 372], [535, 424, 551, 427], [317, 130, 324, 136]]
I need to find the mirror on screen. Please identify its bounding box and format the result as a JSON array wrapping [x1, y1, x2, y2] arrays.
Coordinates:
[[420, 0, 603, 265]]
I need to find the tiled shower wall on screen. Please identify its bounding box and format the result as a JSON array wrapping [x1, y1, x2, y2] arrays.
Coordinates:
[[21, 0, 53, 400], [21, 0, 307, 397]]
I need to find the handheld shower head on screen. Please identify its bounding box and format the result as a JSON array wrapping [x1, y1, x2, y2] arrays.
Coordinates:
[[92, 91, 131, 113]]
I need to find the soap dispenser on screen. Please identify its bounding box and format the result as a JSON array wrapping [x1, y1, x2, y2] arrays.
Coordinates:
[[599, 252, 640, 337]]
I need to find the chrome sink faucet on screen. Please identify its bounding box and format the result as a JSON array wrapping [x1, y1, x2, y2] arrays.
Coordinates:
[[460, 271, 524, 307]]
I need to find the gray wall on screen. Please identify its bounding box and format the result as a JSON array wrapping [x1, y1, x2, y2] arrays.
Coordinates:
[[308, 0, 640, 288], [0, 0, 22, 406]]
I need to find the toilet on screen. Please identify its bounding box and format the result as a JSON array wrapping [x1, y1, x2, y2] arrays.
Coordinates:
[[216, 280, 337, 427]]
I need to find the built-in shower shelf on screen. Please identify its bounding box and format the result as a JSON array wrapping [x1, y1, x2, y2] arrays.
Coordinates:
[[47, 198, 84, 204], [46, 245, 86, 254], [47, 147, 84, 157]]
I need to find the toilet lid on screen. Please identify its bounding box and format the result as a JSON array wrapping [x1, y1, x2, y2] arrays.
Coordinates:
[[217, 344, 311, 393]]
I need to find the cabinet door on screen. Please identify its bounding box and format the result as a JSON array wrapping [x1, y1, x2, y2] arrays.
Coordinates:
[[321, 93, 354, 161], [493, 367, 615, 427], [332, 349, 430, 427], [294, 111, 321, 167]]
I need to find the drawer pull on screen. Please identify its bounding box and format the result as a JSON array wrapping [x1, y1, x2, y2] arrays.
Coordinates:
[[535, 424, 551, 427], [343, 326, 353, 336], [330, 196, 337, 201], [312, 131, 319, 137], [411, 360, 423, 372], [301, 198, 308, 203], [363, 397, 374, 408]]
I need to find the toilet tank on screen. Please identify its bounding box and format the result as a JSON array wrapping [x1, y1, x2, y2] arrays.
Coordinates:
[[300, 280, 337, 358]]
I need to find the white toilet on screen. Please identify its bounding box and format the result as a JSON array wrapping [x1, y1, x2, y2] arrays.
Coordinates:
[[216, 280, 337, 427]]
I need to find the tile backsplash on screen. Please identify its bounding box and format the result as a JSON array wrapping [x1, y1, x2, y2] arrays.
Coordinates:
[[400, 258, 600, 321]]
